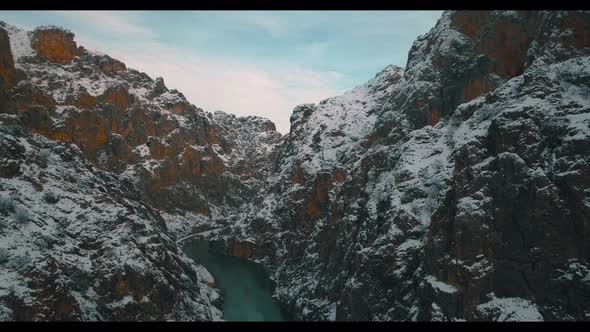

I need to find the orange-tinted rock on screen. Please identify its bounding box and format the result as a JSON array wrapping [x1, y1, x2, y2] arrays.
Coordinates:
[[147, 137, 177, 160], [99, 86, 131, 111], [199, 155, 225, 176], [305, 188, 326, 220], [207, 126, 219, 145], [153, 160, 179, 190], [181, 148, 202, 178], [463, 76, 493, 102], [100, 58, 126, 74], [0, 27, 16, 88], [304, 171, 344, 221], [114, 274, 128, 299], [108, 134, 136, 165], [172, 103, 187, 115], [73, 92, 97, 109], [119, 108, 159, 146], [291, 162, 305, 184], [474, 15, 535, 78], [451, 11, 537, 78], [31, 28, 81, 64], [427, 107, 440, 127], [196, 205, 210, 217], [334, 169, 346, 183], [51, 109, 112, 162], [47, 130, 73, 143], [167, 128, 194, 147], [450, 10, 490, 39], [232, 242, 254, 258], [560, 11, 590, 50], [15, 86, 56, 117], [54, 297, 75, 316]]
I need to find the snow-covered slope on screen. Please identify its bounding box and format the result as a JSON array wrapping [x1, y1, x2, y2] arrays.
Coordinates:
[[0, 114, 222, 320], [209, 10, 590, 322], [281, 64, 403, 175]]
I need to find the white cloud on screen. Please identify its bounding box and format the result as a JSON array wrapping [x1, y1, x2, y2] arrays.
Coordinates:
[[38, 11, 348, 134], [1, 11, 443, 134], [239, 12, 286, 38], [76, 34, 344, 134], [297, 41, 329, 61], [56, 11, 158, 40]]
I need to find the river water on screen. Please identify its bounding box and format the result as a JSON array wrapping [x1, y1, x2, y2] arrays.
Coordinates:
[[182, 239, 289, 321]]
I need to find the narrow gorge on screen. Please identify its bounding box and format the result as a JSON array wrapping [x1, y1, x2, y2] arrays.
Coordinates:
[[0, 10, 589, 321]]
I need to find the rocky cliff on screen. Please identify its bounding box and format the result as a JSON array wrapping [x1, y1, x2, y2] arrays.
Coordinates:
[[0, 21, 282, 231], [0, 21, 279, 320], [211, 10, 590, 321], [0, 114, 223, 320], [1, 10, 589, 321]]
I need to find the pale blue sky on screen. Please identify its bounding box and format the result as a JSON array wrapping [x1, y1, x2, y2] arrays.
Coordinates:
[[0, 11, 442, 133]]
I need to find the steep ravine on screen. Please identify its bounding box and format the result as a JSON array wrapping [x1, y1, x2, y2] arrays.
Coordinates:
[[1, 10, 589, 321]]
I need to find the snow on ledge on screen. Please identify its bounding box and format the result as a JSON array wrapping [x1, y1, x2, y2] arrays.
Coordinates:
[[425, 275, 458, 294], [477, 293, 544, 321]]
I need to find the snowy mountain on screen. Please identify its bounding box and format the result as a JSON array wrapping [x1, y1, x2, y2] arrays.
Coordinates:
[[1, 10, 589, 321], [210, 10, 590, 321]]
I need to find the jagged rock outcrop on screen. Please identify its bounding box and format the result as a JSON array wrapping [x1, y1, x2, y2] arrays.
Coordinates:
[[30, 26, 82, 64]]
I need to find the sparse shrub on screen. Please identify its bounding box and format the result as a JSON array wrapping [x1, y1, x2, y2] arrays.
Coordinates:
[[0, 248, 9, 264], [33, 237, 49, 250], [11, 255, 32, 271], [42, 191, 60, 204], [60, 150, 74, 162], [39, 149, 50, 168], [0, 196, 15, 215], [14, 205, 30, 224], [77, 178, 94, 193]]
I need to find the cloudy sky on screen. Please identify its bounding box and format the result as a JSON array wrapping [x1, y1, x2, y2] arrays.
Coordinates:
[[0, 11, 442, 133]]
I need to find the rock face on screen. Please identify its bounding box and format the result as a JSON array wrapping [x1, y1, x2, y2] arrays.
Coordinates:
[[0, 114, 222, 320], [30, 27, 82, 64], [423, 56, 590, 321], [210, 10, 590, 322], [0, 26, 15, 88], [0, 25, 15, 116], [0, 22, 282, 225], [0, 21, 280, 321], [1, 10, 589, 322]]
